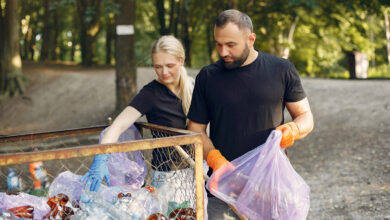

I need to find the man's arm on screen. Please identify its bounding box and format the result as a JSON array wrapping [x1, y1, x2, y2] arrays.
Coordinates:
[[276, 97, 313, 147], [187, 120, 216, 159], [285, 97, 314, 139]]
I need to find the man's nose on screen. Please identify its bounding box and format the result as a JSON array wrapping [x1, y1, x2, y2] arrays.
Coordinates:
[[219, 46, 229, 57]]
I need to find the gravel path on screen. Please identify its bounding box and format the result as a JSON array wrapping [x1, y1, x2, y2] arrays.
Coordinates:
[[0, 63, 389, 219]]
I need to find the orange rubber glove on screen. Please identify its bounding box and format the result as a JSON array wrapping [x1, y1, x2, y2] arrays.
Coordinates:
[[276, 122, 300, 148], [207, 149, 234, 194], [207, 149, 229, 172]]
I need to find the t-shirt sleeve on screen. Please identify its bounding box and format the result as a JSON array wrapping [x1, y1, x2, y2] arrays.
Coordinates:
[[284, 61, 306, 102], [129, 85, 155, 115], [187, 69, 209, 124]]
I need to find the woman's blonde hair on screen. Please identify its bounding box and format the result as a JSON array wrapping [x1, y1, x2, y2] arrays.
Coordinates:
[[152, 35, 194, 116]]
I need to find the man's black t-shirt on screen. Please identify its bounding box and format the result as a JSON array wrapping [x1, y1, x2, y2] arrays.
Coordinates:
[[188, 51, 306, 161], [130, 80, 187, 171]]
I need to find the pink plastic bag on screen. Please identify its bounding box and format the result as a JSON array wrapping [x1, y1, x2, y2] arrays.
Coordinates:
[[207, 130, 310, 220]]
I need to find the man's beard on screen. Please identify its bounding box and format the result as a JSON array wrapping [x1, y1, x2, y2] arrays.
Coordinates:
[[221, 44, 250, 69]]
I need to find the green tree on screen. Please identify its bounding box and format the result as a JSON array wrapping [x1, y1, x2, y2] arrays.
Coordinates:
[[0, 0, 25, 98], [76, 0, 102, 66], [115, 0, 136, 112]]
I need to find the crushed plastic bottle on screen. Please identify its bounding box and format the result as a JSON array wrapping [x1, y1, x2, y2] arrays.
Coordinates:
[[74, 193, 132, 220], [6, 167, 23, 191], [146, 213, 169, 220], [124, 187, 168, 219], [44, 193, 79, 219], [0, 208, 13, 219]]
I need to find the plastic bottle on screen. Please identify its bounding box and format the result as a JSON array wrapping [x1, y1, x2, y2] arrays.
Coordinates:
[[29, 161, 50, 189], [7, 167, 23, 191]]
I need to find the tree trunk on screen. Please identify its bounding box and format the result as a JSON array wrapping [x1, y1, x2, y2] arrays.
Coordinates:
[[346, 51, 356, 79], [49, 11, 59, 61], [369, 15, 375, 68], [29, 28, 36, 61], [384, 9, 390, 70], [23, 21, 32, 60], [206, 23, 214, 63], [0, 0, 4, 91], [40, 0, 50, 61], [0, 0, 25, 96], [71, 29, 76, 62], [168, 0, 176, 34], [281, 15, 299, 59], [182, 19, 192, 67], [106, 18, 114, 65], [114, 0, 137, 113], [76, 0, 101, 66], [156, 0, 168, 35]]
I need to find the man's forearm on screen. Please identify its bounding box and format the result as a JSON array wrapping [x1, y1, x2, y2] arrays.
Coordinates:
[[200, 131, 216, 159], [188, 121, 216, 159], [293, 110, 314, 139]]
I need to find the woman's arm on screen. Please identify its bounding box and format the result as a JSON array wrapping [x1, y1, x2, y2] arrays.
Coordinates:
[[100, 106, 142, 144]]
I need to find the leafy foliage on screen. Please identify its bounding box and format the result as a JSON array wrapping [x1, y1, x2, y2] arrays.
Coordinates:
[[5, 0, 390, 76]]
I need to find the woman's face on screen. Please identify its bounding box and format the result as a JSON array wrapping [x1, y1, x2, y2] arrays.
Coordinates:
[[152, 51, 183, 87]]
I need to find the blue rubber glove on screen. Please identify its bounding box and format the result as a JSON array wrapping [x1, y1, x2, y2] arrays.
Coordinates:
[[81, 154, 110, 192]]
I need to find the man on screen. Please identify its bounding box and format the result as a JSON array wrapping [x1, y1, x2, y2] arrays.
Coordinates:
[[187, 9, 314, 219]]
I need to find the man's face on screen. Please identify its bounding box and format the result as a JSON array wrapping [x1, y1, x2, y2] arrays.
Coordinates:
[[214, 22, 252, 69]]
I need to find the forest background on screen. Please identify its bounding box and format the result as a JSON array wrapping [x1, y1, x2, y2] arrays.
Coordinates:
[[1, 0, 390, 112], [1, 1, 390, 219]]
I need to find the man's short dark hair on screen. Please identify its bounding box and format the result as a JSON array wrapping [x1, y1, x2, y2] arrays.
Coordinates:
[[215, 9, 253, 33]]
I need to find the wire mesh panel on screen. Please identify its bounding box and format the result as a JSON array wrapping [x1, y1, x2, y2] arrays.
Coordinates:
[[0, 123, 204, 220]]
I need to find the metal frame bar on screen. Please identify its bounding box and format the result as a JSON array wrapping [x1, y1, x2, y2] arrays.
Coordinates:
[[0, 122, 205, 219]]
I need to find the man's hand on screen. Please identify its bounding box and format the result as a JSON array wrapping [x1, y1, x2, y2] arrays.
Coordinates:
[[207, 149, 229, 172], [207, 149, 234, 194], [276, 122, 300, 148]]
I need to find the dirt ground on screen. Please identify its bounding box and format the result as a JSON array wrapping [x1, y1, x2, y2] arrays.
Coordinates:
[[0, 62, 389, 220]]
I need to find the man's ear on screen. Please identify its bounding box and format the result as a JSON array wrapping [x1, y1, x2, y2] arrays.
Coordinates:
[[248, 32, 256, 47]]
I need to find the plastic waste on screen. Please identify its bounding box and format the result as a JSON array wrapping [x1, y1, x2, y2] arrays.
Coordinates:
[[124, 187, 167, 219], [48, 171, 83, 203], [74, 193, 132, 220], [168, 207, 196, 219], [0, 208, 14, 219], [49, 171, 130, 205], [44, 193, 79, 219], [0, 192, 50, 219], [7, 205, 34, 219], [104, 125, 147, 188], [207, 130, 310, 220], [6, 167, 23, 191], [147, 213, 169, 220], [29, 161, 50, 190]]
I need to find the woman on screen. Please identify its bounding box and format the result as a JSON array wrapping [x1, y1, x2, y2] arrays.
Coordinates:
[[82, 35, 197, 206]]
